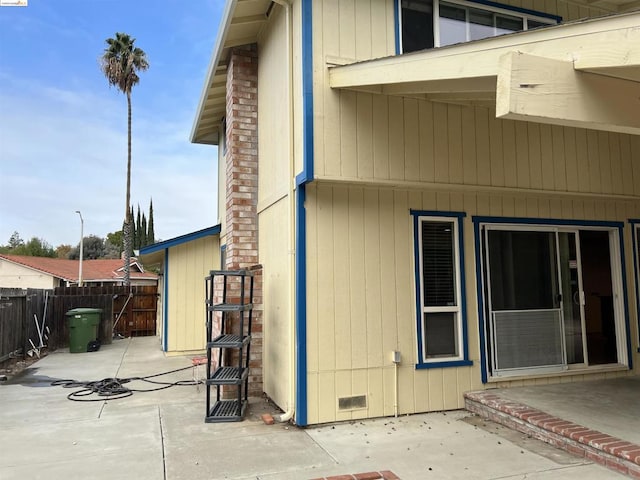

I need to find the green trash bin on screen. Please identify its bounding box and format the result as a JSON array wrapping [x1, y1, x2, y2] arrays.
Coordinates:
[[66, 308, 102, 353]]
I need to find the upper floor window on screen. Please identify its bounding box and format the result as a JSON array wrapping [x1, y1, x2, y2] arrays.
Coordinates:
[[400, 0, 558, 53]]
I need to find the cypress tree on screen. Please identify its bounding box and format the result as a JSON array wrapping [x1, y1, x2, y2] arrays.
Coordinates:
[[147, 198, 155, 244], [141, 213, 148, 247], [135, 205, 142, 249]]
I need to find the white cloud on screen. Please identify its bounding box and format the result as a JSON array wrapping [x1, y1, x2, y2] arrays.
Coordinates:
[[0, 0, 224, 248], [0, 73, 218, 247]]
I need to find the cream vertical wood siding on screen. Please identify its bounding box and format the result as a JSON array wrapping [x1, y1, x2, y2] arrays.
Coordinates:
[[258, 5, 289, 207], [165, 236, 220, 354], [312, 0, 622, 183], [305, 0, 639, 424], [257, 5, 295, 409], [305, 184, 639, 424], [319, 100, 640, 198], [259, 198, 292, 411]]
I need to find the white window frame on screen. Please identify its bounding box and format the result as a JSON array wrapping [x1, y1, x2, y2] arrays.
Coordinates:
[[483, 225, 566, 377], [399, 0, 558, 53], [414, 212, 469, 366], [475, 220, 630, 381]]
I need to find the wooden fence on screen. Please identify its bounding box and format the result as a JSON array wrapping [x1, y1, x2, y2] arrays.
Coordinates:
[[50, 285, 158, 347], [0, 288, 51, 362], [0, 285, 158, 364]]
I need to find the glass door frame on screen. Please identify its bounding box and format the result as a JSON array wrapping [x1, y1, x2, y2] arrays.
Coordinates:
[[483, 224, 568, 377], [475, 218, 631, 382]]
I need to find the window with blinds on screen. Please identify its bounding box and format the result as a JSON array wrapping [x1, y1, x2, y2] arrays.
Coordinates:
[[422, 221, 456, 307], [416, 216, 464, 362]]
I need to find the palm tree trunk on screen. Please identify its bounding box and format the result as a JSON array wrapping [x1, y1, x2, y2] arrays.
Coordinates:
[[123, 91, 132, 286]]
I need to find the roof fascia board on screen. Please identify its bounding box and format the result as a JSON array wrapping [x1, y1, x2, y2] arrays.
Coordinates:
[[190, 0, 238, 143], [140, 225, 222, 255]]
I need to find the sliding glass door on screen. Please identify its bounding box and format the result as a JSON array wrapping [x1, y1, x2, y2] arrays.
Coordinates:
[[482, 225, 622, 377], [485, 228, 565, 374]]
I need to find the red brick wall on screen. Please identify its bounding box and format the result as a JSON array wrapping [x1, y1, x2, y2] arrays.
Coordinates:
[[220, 45, 263, 397], [225, 45, 259, 269]]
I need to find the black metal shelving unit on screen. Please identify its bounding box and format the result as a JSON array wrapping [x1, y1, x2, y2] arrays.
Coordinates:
[[204, 269, 254, 423]]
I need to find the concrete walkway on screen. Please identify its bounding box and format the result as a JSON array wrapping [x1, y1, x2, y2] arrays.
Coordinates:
[[0, 337, 625, 479]]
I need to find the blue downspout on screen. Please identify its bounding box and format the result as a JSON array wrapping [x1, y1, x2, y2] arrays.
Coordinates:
[[294, 0, 314, 427], [295, 185, 307, 426], [163, 248, 169, 352]]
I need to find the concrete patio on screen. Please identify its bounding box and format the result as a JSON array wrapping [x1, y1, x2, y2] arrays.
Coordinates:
[[0, 336, 632, 479], [465, 375, 640, 478]]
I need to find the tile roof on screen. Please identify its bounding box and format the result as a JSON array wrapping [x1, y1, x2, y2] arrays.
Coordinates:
[[0, 254, 157, 282]]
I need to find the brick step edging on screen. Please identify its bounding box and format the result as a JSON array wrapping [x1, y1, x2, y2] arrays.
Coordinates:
[[464, 391, 640, 478]]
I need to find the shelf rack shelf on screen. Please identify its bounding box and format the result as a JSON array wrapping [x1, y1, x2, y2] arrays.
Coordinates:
[[204, 269, 254, 423]]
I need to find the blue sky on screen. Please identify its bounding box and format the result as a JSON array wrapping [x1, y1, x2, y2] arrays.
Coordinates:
[[0, 0, 223, 247]]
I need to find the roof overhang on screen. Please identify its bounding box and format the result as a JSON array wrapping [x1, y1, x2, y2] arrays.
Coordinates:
[[0, 256, 71, 282], [191, 0, 272, 145], [329, 12, 640, 135], [139, 225, 222, 266]]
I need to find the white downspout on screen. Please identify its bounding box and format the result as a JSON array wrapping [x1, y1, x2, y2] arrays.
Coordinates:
[[272, 0, 295, 424]]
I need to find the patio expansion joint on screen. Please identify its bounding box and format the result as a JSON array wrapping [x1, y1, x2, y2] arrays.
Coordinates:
[[464, 390, 640, 478]]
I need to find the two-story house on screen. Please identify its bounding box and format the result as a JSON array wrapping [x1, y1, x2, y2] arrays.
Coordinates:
[[191, 0, 640, 427]]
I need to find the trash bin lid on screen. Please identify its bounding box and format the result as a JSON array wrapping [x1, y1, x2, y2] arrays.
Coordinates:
[[66, 307, 103, 316]]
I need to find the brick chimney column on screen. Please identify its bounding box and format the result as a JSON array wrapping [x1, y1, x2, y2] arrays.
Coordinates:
[[225, 45, 258, 269], [221, 45, 262, 396]]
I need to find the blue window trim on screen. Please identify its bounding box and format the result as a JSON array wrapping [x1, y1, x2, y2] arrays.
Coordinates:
[[630, 219, 640, 353], [393, 0, 400, 55], [473, 219, 488, 383], [472, 216, 633, 382], [163, 249, 169, 352], [411, 210, 472, 369]]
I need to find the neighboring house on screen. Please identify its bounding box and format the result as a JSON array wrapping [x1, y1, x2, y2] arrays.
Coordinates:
[[0, 254, 157, 288], [139, 226, 222, 356], [190, 0, 640, 426]]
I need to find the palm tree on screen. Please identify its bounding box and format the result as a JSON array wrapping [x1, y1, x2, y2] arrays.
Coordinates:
[[99, 32, 149, 285]]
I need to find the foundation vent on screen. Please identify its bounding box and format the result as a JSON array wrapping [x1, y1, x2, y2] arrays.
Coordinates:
[[338, 395, 367, 411]]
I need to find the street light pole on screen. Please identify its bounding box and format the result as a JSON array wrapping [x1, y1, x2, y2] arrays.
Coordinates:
[[75, 210, 84, 287]]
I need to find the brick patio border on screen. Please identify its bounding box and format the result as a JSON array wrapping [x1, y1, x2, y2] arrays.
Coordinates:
[[464, 391, 640, 478]]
